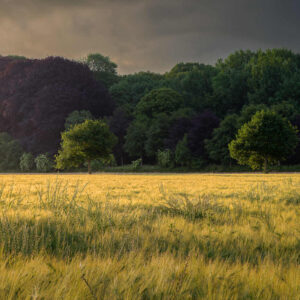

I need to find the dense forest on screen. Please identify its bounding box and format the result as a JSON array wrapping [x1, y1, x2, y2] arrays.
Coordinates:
[[0, 49, 300, 171]]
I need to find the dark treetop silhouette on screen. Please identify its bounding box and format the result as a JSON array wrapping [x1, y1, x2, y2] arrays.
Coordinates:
[[0, 56, 114, 155]]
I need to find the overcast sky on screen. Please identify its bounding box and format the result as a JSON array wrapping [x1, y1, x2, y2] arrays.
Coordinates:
[[1, 0, 300, 74]]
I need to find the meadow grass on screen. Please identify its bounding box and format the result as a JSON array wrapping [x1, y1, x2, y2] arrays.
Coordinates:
[[0, 173, 299, 299]]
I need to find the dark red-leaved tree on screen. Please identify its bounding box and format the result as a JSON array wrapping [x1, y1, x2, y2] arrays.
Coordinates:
[[165, 117, 192, 150], [0, 56, 114, 154]]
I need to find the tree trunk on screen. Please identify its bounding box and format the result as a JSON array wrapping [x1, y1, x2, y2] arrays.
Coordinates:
[[263, 158, 268, 174], [88, 160, 92, 174]]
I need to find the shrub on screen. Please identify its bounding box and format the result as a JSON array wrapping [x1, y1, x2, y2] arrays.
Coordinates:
[[131, 158, 142, 170], [85, 154, 117, 171], [157, 149, 173, 168], [35, 154, 53, 172], [20, 153, 35, 171]]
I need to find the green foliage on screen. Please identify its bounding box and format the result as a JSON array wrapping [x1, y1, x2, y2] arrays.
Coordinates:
[[0, 133, 23, 171], [83, 53, 119, 88], [157, 149, 173, 168], [248, 49, 298, 105], [205, 103, 295, 166], [206, 114, 239, 165], [145, 114, 171, 159], [109, 72, 166, 111], [211, 50, 256, 116], [166, 62, 205, 77], [270, 101, 300, 120], [135, 88, 184, 118], [229, 110, 299, 171], [84, 155, 117, 171], [274, 71, 300, 105], [111, 48, 300, 168], [167, 63, 217, 111], [175, 135, 192, 167], [124, 117, 149, 159], [7, 55, 27, 60], [56, 120, 117, 173], [35, 154, 53, 172], [20, 153, 35, 172], [238, 104, 269, 125], [64, 110, 93, 130], [125, 88, 184, 161], [131, 158, 142, 170]]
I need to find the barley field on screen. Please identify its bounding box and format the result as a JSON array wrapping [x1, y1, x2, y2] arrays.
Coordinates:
[[0, 173, 299, 299]]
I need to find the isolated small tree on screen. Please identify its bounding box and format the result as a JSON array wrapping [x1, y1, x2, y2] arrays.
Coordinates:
[[35, 154, 53, 172], [229, 110, 299, 172], [20, 153, 35, 171], [56, 120, 117, 174]]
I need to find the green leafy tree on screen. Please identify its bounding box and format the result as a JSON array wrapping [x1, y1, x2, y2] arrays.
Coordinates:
[[124, 117, 149, 160], [210, 50, 256, 116], [126, 88, 184, 161], [270, 101, 300, 121], [166, 62, 205, 77], [109, 72, 166, 112], [166, 63, 217, 112], [56, 120, 117, 174], [20, 153, 35, 171], [145, 114, 171, 159], [205, 114, 239, 165], [229, 110, 299, 172], [83, 53, 119, 88], [248, 49, 298, 105], [175, 134, 192, 167], [274, 71, 300, 105], [65, 110, 93, 130], [157, 149, 172, 168], [136, 88, 184, 118], [238, 104, 268, 125], [35, 154, 53, 172], [0, 133, 23, 171]]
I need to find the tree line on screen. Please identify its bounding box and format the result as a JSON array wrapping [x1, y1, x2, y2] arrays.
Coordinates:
[[101, 49, 300, 171], [0, 49, 300, 172]]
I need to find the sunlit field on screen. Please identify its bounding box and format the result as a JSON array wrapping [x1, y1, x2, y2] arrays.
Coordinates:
[[0, 173, 299, 299]]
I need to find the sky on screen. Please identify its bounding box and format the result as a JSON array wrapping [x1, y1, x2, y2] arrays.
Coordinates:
[[1, 0, 300, 74]]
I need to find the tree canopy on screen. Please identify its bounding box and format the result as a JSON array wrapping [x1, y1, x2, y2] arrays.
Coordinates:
[[83, 53, 119, 88], [229, 110, 299, 172], [64, 110, 94, 130], [56, 120, 117, 173], [1, 48, 300, 171], [0, 56, 114, 155]]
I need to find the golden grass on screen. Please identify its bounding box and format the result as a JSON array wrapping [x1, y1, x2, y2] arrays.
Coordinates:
[[0, 173, 299, 299]]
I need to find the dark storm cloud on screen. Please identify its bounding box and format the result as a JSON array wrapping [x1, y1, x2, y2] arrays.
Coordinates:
[[1, 0, 300, 73]]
